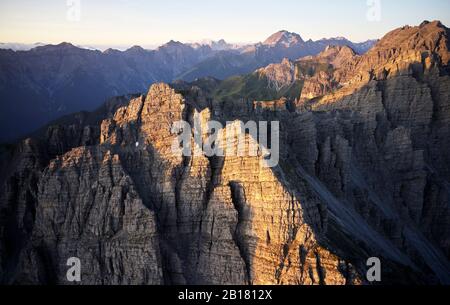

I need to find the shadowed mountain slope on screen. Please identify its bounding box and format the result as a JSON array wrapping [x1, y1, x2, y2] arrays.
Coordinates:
[[0, 21, 448, 285]]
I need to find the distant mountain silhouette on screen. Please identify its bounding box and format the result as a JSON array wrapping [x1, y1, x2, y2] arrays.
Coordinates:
[[0, 33, 376, 142]]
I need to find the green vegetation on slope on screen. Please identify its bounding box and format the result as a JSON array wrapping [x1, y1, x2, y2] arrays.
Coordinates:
[[212, 73, 304, 103], [176, 57, 336, 105], [295, 60, 334, 77]]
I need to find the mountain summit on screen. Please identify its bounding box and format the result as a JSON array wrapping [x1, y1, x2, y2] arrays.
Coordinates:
[[0, 29, 376, 141], [263, 30, 304, 47]]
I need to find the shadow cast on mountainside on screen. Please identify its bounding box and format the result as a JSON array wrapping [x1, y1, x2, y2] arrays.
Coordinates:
[[191, 62, 450, 284], [2, 58, 450, 284], [95, 96, 258, 285]]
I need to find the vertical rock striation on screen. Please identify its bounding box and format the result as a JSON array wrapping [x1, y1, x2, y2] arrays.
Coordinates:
[[1, 21, 450, 285]]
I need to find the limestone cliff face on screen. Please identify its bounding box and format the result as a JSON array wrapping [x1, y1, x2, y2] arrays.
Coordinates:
[[18, 147, 163, 284], [97, 84, 356, 285], [0, 84, 360, 285], [291, 20, 450, 283], [1, 21, 450, 285]]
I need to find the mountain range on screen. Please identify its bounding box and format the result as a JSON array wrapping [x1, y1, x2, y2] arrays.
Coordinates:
[[0, 20, 449, 285], [0, 31, 376, 142]]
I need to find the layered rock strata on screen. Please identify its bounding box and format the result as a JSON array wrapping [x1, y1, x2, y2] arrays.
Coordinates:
[[1, 21, 450, 285]]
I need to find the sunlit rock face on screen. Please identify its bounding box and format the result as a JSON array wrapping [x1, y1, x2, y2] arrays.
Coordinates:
[[96, 83, 357, 285], [0, 83, 357, 285], [1, 21, 450, 285]]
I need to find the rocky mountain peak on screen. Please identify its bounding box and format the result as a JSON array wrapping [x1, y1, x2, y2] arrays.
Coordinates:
[[297, 45, 357, 71], [257, 57, 295, 90], [159, 40, 190, 51], [125, 45, 147, 53], [309, 20, 450, 95], [263, 30, 304, 47], [305, 20, 450, 111], [103, 48, 121, 54], [31, 42, 79, 52], [55, 42, 76, 48], [321, 45, 357, 59], [367, 19, 449, 67], [318, 36, 351, 44], [209, 39, 232, 51]]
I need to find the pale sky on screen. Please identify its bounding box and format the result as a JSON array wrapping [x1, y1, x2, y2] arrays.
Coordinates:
[[1, 0, 449, 49]]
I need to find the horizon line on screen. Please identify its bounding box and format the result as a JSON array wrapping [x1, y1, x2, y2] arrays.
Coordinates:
[[2, 19, 446, 52]]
